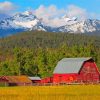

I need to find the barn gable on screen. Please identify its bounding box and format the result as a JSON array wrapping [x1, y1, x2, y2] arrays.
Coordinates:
[[53, 57, 92, 74]]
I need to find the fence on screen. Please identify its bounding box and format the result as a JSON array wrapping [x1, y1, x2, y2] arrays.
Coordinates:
[[0, 81, 100, 87], [32, 81, 100, 86]]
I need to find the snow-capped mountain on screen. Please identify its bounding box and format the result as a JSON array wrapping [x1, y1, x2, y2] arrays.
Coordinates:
[[0, 11, 46, 29], [0, 11, 100, 37], [58, 19, 100, 33], [0, 11, 49, 37]]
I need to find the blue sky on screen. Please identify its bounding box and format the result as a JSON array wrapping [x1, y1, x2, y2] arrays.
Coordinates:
[[0, 0, 100, 20], [0, 0, 99, 13]]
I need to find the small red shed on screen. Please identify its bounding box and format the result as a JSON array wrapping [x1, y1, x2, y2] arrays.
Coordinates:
[[28, 77, 41, 83], [41, 77, 53, 84], [0, 76, 8, 86], [53, 57, 100, 83], [0, 75, 32, 86]]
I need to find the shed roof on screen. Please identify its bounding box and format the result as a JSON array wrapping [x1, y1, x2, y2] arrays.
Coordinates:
[[28, 77, 41, 80], [53, 57, 92, 74], [5, 75, 32, 83]]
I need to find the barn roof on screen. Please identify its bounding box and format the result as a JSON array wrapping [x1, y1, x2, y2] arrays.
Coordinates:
[[53, 57, 92, 74], [28, 77, 41, 80], [5, 75, 32, 83]]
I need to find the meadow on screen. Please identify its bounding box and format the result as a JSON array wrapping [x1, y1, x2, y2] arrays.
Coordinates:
[[0, 85, 100, 100]]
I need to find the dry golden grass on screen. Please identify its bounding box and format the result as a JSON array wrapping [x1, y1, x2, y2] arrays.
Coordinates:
[[0, 85, 100, 100]]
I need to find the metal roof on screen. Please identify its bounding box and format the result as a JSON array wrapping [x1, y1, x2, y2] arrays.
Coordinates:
[[3, 76, 32, 83], [53, 57, 92, 74], [28, 77, 41, 80]]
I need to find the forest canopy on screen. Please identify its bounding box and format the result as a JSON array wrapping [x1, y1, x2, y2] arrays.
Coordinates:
[[0, 31, 100, 77]]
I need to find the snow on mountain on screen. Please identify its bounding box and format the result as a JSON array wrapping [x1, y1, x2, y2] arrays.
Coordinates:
[[0, 11, 100, 37], [58, 19, 100, 33], [0, 11, 49, 37], [12, 11, 40, 28], [62, 15, 77, 22], [0, 11, 41, 29]]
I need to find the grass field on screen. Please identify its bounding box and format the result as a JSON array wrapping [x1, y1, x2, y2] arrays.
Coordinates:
[[0, 85, 100, 100]]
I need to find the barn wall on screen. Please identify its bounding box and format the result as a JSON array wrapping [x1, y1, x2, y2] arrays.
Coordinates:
[[8, 82, 32, 86], [53, 74, 78, 83], [41, 77, 53, 83], [78, 60, 100, 83]]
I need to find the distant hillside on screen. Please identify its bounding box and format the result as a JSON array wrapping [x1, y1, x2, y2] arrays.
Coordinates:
[[0, 31, 100, 51]]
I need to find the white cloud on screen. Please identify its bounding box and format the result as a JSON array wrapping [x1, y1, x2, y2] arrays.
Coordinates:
[[0, 1, 15, 14], [33, 5, 89, 27], [34, 5, 66, 27], [66, 5, 87, 19]]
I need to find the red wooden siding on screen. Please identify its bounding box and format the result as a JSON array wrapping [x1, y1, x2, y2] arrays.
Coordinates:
[[53, 74, 78, 83], [0, 76, 8, 82], [41, 77, 53, 83], [53, 60, 100, 83], [78, 60, 100, 83]]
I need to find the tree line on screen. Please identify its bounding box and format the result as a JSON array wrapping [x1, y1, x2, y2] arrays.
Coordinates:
[[0, 31, 100, 77]]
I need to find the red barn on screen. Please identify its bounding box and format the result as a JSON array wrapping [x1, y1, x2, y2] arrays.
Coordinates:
[[53, 58, 100, 84]]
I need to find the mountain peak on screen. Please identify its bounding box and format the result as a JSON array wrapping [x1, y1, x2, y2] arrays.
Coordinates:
[[62, 15, 71, 21], [0, 11, 100, 37], [62, 15, 78, 22], [23, 11, 33, 16], [13, 11, 37, 19]]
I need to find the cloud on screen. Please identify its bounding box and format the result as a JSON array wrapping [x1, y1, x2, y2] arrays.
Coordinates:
[[66, 5, 87, 19], [0, 1, 15, 14], [34, 5, 66, 27], [0, 1, 16, 20], [0, 1, 15, 13], [66, 5, 100, 20], [33, 5, 89, 27], [34, 5, 65, 19]]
